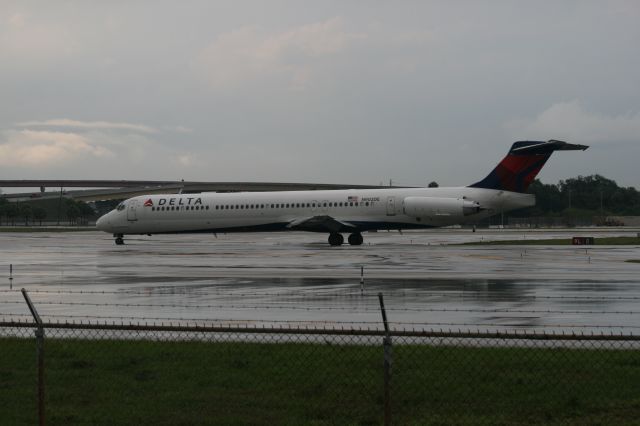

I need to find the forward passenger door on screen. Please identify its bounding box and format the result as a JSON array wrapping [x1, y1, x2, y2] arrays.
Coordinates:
[[127, 200, 138, 221]]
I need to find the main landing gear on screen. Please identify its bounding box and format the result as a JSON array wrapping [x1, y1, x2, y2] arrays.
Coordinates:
[[328, 233, 343, 246], [328, 233, 363, 246], [348, 233, 363, 246], [114, 234, 124, 245]]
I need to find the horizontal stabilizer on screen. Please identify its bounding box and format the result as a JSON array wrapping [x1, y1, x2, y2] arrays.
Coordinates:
[[509, 140, 588, 155]]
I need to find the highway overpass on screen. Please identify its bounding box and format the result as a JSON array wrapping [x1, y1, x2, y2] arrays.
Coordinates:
[[0, 180, 411, 202]]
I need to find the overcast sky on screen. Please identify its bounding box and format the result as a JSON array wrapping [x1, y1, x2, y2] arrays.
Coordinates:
[[1, 1, 639, 189]]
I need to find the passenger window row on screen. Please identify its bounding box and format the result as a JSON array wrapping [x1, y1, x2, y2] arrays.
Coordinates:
[[150, 201, 371, 212], [152, 206, 210, 211]]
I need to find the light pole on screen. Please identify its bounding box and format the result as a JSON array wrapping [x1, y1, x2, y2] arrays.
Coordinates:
[[56, 186, 63, 226]]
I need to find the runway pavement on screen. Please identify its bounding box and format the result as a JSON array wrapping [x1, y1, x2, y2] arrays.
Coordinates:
[[1, 228, 639, 333]]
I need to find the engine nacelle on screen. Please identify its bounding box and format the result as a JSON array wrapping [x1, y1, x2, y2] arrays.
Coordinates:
[[403, 197, 481, 218]]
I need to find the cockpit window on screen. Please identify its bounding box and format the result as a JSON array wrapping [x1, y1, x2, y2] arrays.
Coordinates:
[[116, 203, 126, 211]]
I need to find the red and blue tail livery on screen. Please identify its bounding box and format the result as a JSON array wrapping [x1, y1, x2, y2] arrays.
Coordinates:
[[469, 140, 588, 193]]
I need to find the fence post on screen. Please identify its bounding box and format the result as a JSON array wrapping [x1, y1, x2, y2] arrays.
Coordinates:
[[378, 293, 392, 426], [22, 288, 45, 426]]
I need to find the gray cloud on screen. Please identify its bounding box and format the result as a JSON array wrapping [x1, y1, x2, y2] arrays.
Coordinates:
[[1, 1, 638, 187], [0, 129, 112, 166], [193, 17, 367, 91], [17, 119, 157, 134], [504, 101, 640, 145]]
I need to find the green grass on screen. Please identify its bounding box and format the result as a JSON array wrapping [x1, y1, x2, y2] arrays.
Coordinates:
[[460, 236, 640, 246], [0, 226, 95, 232], [2, 337, 640, 425], [626, 260, 640, 264]]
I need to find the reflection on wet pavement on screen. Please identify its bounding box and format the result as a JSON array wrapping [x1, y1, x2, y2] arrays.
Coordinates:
[[1, 229, 639, 333]]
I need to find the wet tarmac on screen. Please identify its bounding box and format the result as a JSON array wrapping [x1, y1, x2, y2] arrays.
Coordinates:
[[1, 228, 640, 333]]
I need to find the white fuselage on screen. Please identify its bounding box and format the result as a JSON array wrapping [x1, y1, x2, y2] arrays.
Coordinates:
[[96, 186, 534, 235]]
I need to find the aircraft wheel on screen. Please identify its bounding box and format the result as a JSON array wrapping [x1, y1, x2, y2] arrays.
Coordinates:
[[348, 233, 363, 246], [328, 233, 344, 246], [115, 237, 124, 245]]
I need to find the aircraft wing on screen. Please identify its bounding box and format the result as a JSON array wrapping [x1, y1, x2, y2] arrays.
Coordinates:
[[287, 215, 358, 233]]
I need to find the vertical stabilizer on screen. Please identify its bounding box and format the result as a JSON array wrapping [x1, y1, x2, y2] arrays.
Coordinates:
[[469, 140, 588, 193]]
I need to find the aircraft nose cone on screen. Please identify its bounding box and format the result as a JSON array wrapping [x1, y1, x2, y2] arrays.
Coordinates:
[[96, 214, 109, 232]]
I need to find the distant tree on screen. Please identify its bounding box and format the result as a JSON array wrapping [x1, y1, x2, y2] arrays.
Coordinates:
[[523, 180, 565, 215], [18, 204, 32, 226], [558, 174, 640, 215], [61, 199, 95, 225], [428, 181, 439, 188], [78, 202, 95, 224], [33, 207, 47, 226], [0, 198, 8, 225], [5, 203, 17, 226], [94, 199, 122, 216], [510, 174, 640, 218], [65, 201, 80, 225]]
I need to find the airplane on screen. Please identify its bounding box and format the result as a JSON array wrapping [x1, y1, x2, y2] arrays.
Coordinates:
[[96, 140, 587, 246]]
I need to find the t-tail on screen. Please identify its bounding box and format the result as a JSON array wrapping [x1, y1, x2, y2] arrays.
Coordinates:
[[469, 140, 588, 193]]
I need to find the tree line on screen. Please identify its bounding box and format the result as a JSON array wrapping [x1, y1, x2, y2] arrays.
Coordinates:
[[514, 174, 640, 218], [0, 198, 95, 226]]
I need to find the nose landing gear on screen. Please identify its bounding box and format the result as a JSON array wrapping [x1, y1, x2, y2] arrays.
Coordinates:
[[114, 234, 124, 245]]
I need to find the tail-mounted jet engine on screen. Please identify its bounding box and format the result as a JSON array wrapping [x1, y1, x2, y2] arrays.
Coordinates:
[[403, 197, 481, 218]]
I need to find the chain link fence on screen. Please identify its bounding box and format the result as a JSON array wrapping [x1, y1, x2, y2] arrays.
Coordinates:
[[2, 320, 640, 425]]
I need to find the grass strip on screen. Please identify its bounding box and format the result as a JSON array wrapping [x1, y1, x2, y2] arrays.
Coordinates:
[[2, 337, 640, 425], [460, 236, 640, 246], [0, 227, 96, 233]]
